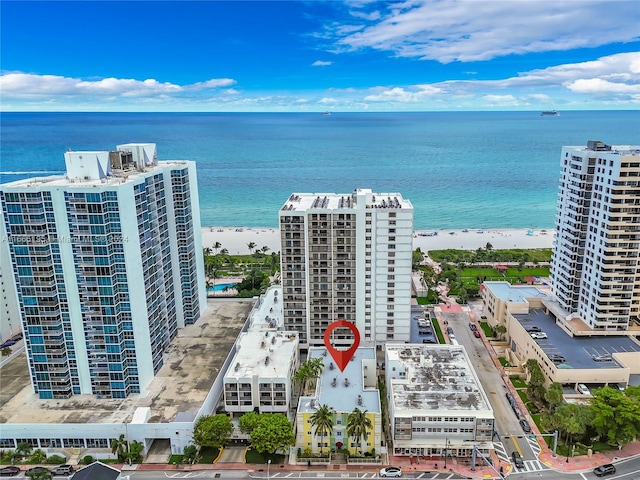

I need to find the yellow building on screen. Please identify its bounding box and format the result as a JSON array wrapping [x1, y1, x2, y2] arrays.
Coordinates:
[[296, 347, 382, 456]]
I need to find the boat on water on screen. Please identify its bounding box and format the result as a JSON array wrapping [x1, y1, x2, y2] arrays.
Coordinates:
[[321, 111, 332, 116], [540, 110, 559, 116]]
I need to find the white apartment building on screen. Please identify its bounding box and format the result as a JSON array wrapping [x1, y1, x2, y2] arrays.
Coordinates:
[[223, 285, 299, 414], [0, 143, 206, 399], [279, 189, 413, 348], [551, 141, 640, 332], [385, 344, 494, 458]]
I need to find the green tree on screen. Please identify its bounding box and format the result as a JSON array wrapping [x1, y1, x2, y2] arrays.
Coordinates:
[[183, 444, 198, 464], [15, 441, 32, 460], [544, 403, 592, 447], [239, 411, 262, 435], [247, 242, 257, 254], [30, 448, 46, 463], [494, 324, 507, 340], [126, 440, 144, 464], [249, 414, 295, 454], [110, 434, 128, 461], [525, 359, 546, 403], [213, 241, 222, 254], [310, 404, 334, 455], [544, 382, 564, 411], [346, 408, 373, 455], [590, 386, 640, 446], [1, 346, 11, 356], [192, 414, 233, 450], [412, 249, 423, 269]]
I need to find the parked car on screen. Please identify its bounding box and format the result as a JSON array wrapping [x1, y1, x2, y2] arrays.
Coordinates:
[[473, 330, 481, 338], [593, 464, 616, 477], [418, 329, 432, 335], [51, 465, 74, 476], [548, 354, 566, 363], [592, 355, 612, 362], [577, 384, 591, 395], [525, 326, 541, 333], [469, 323, 477, 331], [10, 332, 23, 341], [505, 392, 514, 404], [380, 467, 402, 477], [511, 451, 524, 469], [0, 466, 21, 477], [519, 419, 531, 433], [422, 338, 437, 344], [25, 467, 52, 479], [446, 327, 454, 334], [530, 332, 548, 339]]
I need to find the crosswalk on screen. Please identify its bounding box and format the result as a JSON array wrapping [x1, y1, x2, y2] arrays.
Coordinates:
[[493, 441, 548, 474], [513, 459, 547, 473]]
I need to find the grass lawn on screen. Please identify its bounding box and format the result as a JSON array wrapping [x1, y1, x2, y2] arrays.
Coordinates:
[[479, 322, 493, 338], [169, 454, 184, 464], [432, 317, 446, 344], [516, 390, 529, 404], [510, 377, 527, 389], [200, 447, 220, 463], [245, 448, 285, 464], [498, 357, 510, 367]]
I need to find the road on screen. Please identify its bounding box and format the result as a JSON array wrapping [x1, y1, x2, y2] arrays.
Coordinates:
[[115, 471, 469, 480], [442, 307, 538, 467]]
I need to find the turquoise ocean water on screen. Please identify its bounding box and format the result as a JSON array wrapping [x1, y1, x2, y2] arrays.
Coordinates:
[[1, 111, 639, 229]]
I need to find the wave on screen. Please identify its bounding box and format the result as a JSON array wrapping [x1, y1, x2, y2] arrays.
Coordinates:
[[0, 171, 64, 175]]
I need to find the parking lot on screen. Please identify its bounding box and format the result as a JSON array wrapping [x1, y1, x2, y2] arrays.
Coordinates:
[[515, 309, 640, 370], [409, 307, 439, 344]]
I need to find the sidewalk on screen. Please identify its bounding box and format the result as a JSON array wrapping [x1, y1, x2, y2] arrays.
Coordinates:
[[130, 441, 640, 478]]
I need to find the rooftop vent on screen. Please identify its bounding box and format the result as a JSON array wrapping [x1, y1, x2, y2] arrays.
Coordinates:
[[344, 378, 350, 387], [332, 378, 337, 387], [234, 362, 240, 372], [265, 356, 270, 366], [357, 394, 363, 406], [271, 336, 276, 345], [329, 362, 334, 370]]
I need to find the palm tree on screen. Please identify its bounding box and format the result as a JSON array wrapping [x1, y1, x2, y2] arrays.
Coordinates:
[[310, 404, 334, 455], [110, 434, 128, 461], [213, 241, 222, 254], [346, 408, 373, 455], [247, 242, 257, 254], [306, 357, 324, 392], [15, 441, 32, 460], [261, 245, 270, 254]]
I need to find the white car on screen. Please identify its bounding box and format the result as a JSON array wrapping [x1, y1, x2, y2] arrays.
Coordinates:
[[380, 467, 402, 477], [530, 332, 547, 339]]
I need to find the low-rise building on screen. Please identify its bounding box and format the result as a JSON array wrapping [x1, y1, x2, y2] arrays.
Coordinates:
[[296, 346, 382, 456], [482, 282, 640, 389], [223, 286, 299, 414], [385, 344, 494, 459]]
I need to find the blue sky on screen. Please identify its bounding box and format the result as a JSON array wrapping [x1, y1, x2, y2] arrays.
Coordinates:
[[1, 1, 639, 112]]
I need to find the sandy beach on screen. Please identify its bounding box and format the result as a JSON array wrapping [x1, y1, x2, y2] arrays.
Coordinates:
[[201, 227, 555, 256]]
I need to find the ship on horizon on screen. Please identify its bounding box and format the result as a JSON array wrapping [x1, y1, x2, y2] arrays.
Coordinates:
[[540, 110, 559, 116]]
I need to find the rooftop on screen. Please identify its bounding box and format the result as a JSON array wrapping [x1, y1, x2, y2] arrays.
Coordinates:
[[515, 309, 640, 369], [386, 344, 492, 414], [298, 346, 380, 415], [484, 281, 549, 303], [280, 188, 412, 213], [0, 299, 251, 425]]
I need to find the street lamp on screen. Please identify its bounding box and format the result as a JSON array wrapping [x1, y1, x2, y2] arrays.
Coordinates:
[[267, 458, 271, 480], [443, 437, 450, 469]]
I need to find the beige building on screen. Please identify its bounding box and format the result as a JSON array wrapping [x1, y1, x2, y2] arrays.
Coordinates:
[[385, 344, 494, 459], [482, 282, 640, 389]]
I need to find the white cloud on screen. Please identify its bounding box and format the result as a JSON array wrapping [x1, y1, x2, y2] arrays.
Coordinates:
[[0, 73, 237, 98], [319, 97, 339, 104], [482, 94, 517, 103], [312, 60, 333, 67], [364, 84, 442, 102], [330, 1, 640, 63], [566, 78, 640, 94]]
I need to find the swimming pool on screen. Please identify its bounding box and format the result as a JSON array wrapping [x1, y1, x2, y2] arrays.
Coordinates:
[[207, 282, 238, 292]]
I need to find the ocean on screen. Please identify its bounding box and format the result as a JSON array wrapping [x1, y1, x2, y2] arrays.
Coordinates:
[[1, 111, 639, 230]]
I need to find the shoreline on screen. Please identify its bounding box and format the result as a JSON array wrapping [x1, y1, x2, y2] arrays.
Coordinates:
[[201, 226, 555, 256]]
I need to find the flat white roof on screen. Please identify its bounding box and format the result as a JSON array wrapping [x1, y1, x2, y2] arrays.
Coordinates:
[[484, 281, 549, 303], [299, 346, 380, 414], [387, 344, 492, 414], [281, 190, 412, 213]]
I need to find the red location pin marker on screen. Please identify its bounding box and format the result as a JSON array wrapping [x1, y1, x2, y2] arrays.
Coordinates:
[[323, 320, 360, 372]]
